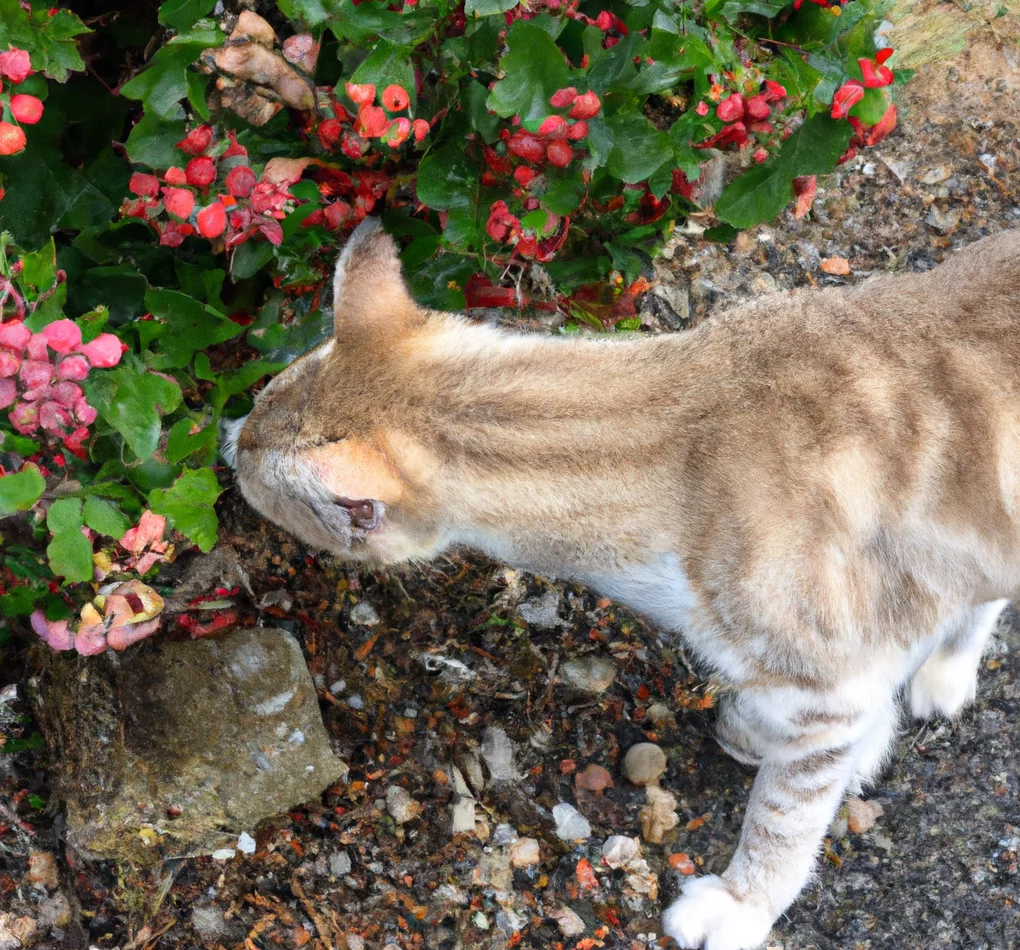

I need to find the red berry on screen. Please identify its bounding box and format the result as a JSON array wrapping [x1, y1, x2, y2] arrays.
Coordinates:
[[549, 86, 578, 108], [513, 166, 535, 187], [346, 82, 376, 105], [9, 94, 43, 125], [176, 125, 213, 155], [381, 84, 410, 111], [129, 173, 159, 198], [196, 201, 227, 238], [568, 91, 601, 120], [185, 156, 216, 187], [382, 117, 411, 147], [318, 117, 343, 150], [763, 80, 787, 102], [0, 121, 26, 155], [356, 104, 388, 138], [0, 49, 31, 84], [341, 132, 369, 160], [745, 95, 770, 121], [716, 93, 745, 123], [225, 166, 256, 198], [538, 115, 570, 138], [567, 120, 588, 140], [546, 139, 573, 167], [164, 167, 188, 185], [508, 130, 546, 163], [162, 187, 195, 219], [412, 118, 430, 143]]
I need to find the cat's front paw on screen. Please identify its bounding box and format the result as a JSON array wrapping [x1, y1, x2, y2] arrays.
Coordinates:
[[908, 652, 977, 720], [661, 875, 773, 950]]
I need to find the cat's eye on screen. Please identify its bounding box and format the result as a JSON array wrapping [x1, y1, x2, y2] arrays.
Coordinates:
[[336, 497, 379, 530]]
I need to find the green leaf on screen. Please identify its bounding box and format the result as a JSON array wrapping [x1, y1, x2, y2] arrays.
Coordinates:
[[159, 0, 218, 32], [120, 28, 221, 118], [720, 0, 789, 21], [416, 143, 480, 211], [144, 288, 244, 368], [0, 2, 90, 82], [715, 114, 854, 228], [149, 468, 222, 553], [231, 240, 275, 280], [0, 432, 41, 457], [166, 419, 217, 464], [0, 465, 46, 517], [605, 113, 672, 184], [125, 108, 189, 168], [46, 498, 92, 583], [82, 496, 131, 539], [84, 362, 183, 461], [487, 21, 572, 122], [466, 0, 519, 15], [0, 585, 39, 617]]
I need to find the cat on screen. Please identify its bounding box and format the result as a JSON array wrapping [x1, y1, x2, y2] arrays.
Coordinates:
[[222, 217, 1020, 950]]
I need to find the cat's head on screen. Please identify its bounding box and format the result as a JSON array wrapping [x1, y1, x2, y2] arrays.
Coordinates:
[[221, 218, 444, 565]]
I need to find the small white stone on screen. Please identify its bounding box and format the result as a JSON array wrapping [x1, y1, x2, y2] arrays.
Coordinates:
[[553, 803, 592, 842], [386, 786, 420, 824], [350, 601, 380, 626], [623, 743, 667, 786], [509, 837, 541, 867], [236, 832, 256, 855], [550, 906, 586, 937], [602, 835, 641, 869], [211, 848, 235, 861]]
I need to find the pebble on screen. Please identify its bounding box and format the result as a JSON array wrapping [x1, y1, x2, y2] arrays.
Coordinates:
[[926, 207, 960, 233], [602, 835, 641, 869], [668, 852, 697, 875], [191, 904, 231, 940], [386, 786, 420, 824], [575, 763, 613, 792], [211, 848, 235, 861], [517, 590, 562, 629], [820, 256, 851, 276], [481, 726, 521, 783], [847, 797, 885, 834], [553, 803, 592, 841], [639, 785, 680, 844], [330, 850, 352, 876], [509, 837, 541, 867], [623, 743, 667, 786], [349, 601, 380, 626], [491, 823, 517, 847], [560, 655, 617, 694], [237, 832, 256, 855], [549, 906, 586, 937]]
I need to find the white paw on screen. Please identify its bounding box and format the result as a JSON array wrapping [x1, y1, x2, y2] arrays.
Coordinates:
[[908, 654, 977, 720], [661, 875, 774, 950]]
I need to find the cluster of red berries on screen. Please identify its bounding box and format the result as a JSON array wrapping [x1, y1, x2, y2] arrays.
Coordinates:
[[317, 82, 429, 161], [123, 125, 291, 247], [694, 81, 787, 158], [831, 50, 898, 156], [0, 318, 123, 461], [0, 48, 44, 158]]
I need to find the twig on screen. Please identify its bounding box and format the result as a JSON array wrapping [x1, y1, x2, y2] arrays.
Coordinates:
[[291, 875, 337, 950]]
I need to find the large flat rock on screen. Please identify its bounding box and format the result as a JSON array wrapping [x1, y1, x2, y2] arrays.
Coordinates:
[[33, 626, 346, 866]]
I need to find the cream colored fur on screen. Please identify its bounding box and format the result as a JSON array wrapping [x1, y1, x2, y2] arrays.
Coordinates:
[[224, 218, 1020, 949]]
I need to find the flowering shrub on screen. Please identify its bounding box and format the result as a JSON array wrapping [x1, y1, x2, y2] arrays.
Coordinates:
[[0, 0, 907, 654]]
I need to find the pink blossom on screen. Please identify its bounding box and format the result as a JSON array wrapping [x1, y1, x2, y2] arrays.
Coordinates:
[[0, 377, 15, 409], [120, 510, 167, 554], [75, 398, 97, 426], [31, 610, 75, 652], [0, 320, 31, 351], [107, 618, 161, 651], [39, 401, 72, 432], [26, 334, 49, 360], [77, 333, 123, 368], [9, 401, 38, 433], [19, 359, 52, 390], [75, 625, 108, 656], [51, 381, 82, 407], [0, 350, 19, 376], [56, 355, 89, 380], [41, 319, 83, 353]]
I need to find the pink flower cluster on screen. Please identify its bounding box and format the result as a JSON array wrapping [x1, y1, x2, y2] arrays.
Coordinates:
[[0, 319, 124, 459], [122, 126, 290, 248], [0, 47, 42, 159]]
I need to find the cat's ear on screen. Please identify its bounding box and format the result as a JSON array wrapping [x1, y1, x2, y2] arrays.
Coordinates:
[[332, 217, 421, 339]]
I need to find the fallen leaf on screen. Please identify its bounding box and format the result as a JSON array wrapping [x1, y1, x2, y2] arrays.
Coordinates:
[[847, 797, 884, 834]]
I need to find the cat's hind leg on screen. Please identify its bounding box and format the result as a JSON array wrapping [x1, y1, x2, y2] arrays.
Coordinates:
[[663, 689, 898, 950], [908, 599, 1007, 721]]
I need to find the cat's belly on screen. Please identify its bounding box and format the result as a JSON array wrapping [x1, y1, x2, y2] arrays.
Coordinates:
[[578, 553, 751, 683]]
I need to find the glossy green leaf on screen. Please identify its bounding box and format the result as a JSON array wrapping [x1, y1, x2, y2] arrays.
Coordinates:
[[487, 21, 572, 121], [149, 467, 222, 553], [715, 114, 854, 228], [144, 288, 245, 369], [416, 144, 480, 211], [466, 0, 519, 15], [46, 498, 92, 583], [605, 113, 672, 184], [82, 496, 132, 539], [0, 466, 46, 517]]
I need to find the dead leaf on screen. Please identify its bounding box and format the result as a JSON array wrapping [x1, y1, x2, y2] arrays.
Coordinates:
[[847, 797, 884, 834]]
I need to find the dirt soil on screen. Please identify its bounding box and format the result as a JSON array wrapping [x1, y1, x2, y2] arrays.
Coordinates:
[[2, 7, 1020, 950]]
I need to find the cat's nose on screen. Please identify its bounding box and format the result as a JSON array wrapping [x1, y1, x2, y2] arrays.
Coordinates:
[[218, 414, 250, 469]]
